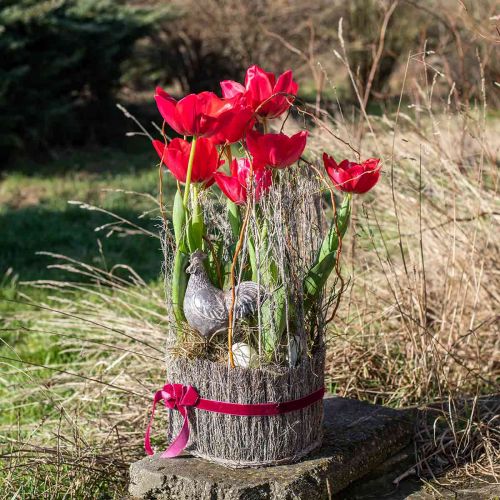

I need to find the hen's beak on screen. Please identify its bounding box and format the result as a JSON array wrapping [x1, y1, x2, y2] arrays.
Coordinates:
[[186, 263, 194, 274]]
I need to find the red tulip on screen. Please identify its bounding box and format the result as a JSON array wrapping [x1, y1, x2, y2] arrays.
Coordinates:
[[246, 129, 307, 169], [323, 154, 381, 194], [152, 137, 220, 185], [155, 87, 232, 137], [209, 95, 255, 145], [221, 65, 298, 119], [214, 158, 272, 205]]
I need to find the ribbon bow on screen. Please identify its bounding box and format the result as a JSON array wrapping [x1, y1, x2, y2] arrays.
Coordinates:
[[144, 383, 199, 458]]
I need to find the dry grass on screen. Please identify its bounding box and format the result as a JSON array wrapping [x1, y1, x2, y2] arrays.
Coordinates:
[[309, 41, 500, 486], [2, 26, 499, 500], [1, 249, 167, 497], [314, 98, 499, 404]]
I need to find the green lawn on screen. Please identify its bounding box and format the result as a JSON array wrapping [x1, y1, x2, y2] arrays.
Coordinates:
[[0, 142, 172, 419], [0, 143, 167, 279], [0, 143, 175, 496]]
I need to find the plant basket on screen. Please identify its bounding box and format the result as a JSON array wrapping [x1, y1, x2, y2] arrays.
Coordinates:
[[165, 345, 325, 468], [146, 63, 380, 471]]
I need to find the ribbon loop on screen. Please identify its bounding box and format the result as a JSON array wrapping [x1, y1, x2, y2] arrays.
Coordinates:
[[144, 383, 199, 458]]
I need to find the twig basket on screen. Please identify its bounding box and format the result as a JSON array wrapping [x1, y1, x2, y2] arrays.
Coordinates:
[[165, 346, 325, 468]]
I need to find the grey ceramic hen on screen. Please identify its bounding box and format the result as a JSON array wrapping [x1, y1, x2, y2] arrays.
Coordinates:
[[183, 250, 263, 338]]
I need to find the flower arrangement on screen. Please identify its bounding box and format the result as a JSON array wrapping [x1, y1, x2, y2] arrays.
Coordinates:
[[153, 64, 380, 369], [147, 64, 381, 466]]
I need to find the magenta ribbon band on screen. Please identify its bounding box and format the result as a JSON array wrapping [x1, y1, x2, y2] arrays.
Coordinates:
[[144, 382, 325, 458]]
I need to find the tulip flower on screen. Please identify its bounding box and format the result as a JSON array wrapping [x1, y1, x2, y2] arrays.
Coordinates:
[[221, 65, 298, 119], [214, 158, 272, 205], [323, 154, 381, 194], [152, 137, 220, 185], [209, 95, 255, 145], [246, 129, 307, 169], [155, 87, 232, 138]]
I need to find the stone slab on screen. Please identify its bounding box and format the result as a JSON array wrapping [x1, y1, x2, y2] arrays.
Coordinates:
[[129, 396, 415, 499]]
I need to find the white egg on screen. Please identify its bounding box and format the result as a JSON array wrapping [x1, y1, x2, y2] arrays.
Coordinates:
[[231, 342, 257, 368]]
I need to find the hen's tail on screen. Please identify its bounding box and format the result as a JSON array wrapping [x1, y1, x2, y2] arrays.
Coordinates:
[[226, 281, 266, 319]]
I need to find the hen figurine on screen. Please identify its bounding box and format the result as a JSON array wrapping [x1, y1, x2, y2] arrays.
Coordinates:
[[183, 250, 263, 338]]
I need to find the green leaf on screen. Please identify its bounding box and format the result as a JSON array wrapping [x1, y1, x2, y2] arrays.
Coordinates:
[[186, 215, 203, 253], [260, 286, 288, 353], [205, 240, 223, 287], [303, 195, 351, 310], [186, 184, 204, 253], [316, 194, 351, 264], [171, 248, 189, 325], [172, 189, 186, 249], [247, 235, 257, 282], [171, 189, 191, 327], [257, 215, 284, 352], [227, 199, 241, 239]]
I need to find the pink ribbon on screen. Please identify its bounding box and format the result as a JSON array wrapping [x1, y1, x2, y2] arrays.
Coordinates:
[[144, 383, 199, 458], [144, 382, 325, 458]]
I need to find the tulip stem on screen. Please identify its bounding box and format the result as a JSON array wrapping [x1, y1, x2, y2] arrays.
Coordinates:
[[224, 144, 233, 164], [183, 136, 198, 208], [262, 118, 269, 134]]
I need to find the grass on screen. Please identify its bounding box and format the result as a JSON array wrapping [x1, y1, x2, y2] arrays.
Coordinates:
[[0, 150, 168, 496], [1, 77, 499, 500], [0, 142, 167, 282], [0, 142, 172, 449]]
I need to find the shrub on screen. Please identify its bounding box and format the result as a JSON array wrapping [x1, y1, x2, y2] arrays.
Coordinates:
[[140, 0, 498, 112], [0, 0, 157, 162]]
